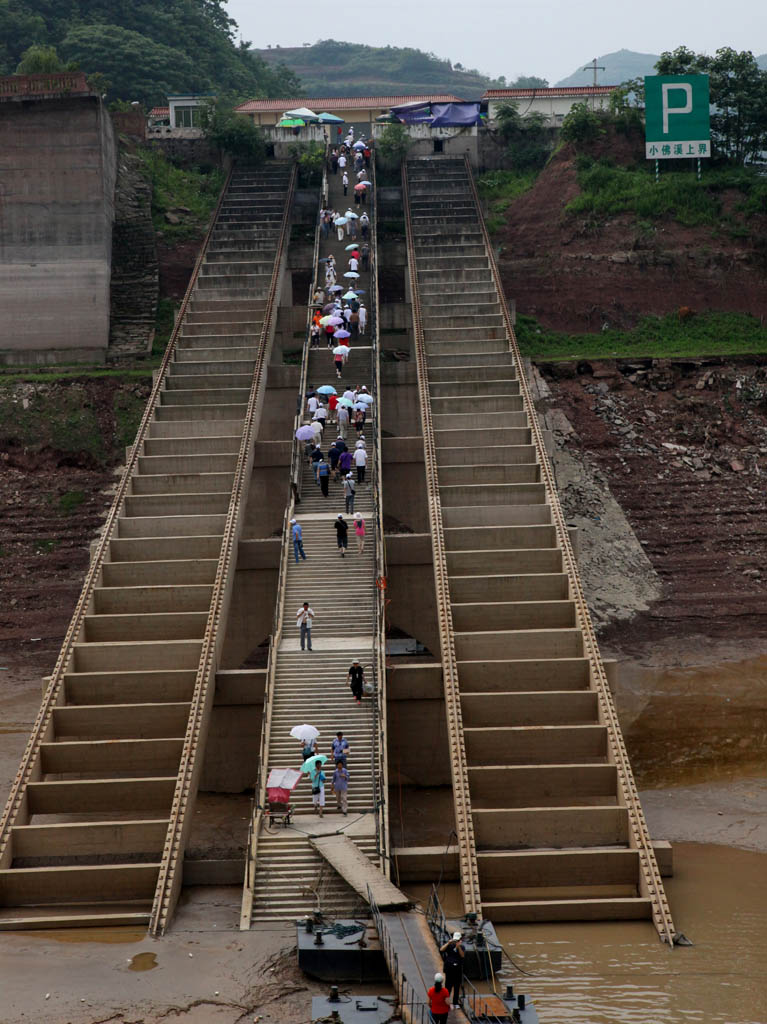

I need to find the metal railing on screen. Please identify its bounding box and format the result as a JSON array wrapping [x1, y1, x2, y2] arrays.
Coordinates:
[[369, 157, 391, 876], [401, 161, 482, 919], [425, 886, 509, 1024], [368, 888, 431, 1024], [239, 159, 327, 929], [0, 165, 234, 875], [0, 72, 90, 97], [150, 162, 298, 935], [462, 156, 676, 945]]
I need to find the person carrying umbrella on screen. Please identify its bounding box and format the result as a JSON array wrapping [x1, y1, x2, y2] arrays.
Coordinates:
[[309, 757, 326, 817], [348, 658, 366, 704]]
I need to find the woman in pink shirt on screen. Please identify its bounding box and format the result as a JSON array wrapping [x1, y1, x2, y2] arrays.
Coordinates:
[[354, 513, 365, 554]]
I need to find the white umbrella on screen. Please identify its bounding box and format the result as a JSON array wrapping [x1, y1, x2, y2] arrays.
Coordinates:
[[357, 393, 374, 405], [290, 724, 320, 744], [344, 271, 360, 279], [284, 106, 319, 120], [267, 767, 302, 790], [353, 140, 366, 149], [333, 345, 351, 357], [344, 211, 359, 219]]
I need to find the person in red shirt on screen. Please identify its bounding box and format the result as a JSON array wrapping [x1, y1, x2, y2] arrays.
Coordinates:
[[328, 392, 338, 424], [427, 973, 451, 1023]]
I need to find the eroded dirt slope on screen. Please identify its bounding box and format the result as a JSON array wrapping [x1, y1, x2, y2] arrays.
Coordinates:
[[543, 356, 767, 650], [499, 132, 767, 331]]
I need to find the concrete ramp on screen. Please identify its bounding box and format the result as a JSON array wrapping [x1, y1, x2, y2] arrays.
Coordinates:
[[310, 836, 411, 911]]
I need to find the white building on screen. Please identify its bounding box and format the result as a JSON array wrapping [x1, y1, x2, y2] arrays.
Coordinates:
[[147, 95, 215, 136], [484, 86, 616, 126]]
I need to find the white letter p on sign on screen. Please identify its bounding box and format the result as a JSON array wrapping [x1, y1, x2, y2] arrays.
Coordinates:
[[662, 83, 692, 134]]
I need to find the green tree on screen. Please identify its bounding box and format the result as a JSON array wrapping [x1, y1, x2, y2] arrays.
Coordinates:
[[202, 102, 266, 163], [0, 0, 301, 102], [510, 75, 549, 88], [561, 102, 606, 146], [290, 142, 325, 186], [655, 46, 767, 164], [15, 43, 64, 73], [376, 122, 411, 165], [60, 23, 203, 105], [494, 102, 551, 170]]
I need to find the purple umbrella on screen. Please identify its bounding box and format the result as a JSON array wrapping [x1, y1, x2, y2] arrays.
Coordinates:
[[334, 329, 351, 339], [295, 425, 315, 441], [322, 303, 336, 313]]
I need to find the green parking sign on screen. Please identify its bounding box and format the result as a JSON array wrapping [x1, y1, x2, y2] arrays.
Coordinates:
[[644, 74, 711, 159]]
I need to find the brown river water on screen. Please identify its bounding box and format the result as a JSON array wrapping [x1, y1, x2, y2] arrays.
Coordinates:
[[426, 843, 767, 1024]]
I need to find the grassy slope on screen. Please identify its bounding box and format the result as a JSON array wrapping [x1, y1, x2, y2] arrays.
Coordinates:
[[516, 312, 767, 361], [488, 128, 767, 360], [252, 40, 499, 97]]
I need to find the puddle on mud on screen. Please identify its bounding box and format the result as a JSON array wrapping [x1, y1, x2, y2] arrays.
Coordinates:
[[616, 653, 767, 787], [421, 844, 767, 1024], [129, 951, 158, 972]]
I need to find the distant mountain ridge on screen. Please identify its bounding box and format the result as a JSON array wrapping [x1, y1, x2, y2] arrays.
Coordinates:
[[250, 39, 502, 98], [555, 49, 659, 87], [556, 48, 767, 87]]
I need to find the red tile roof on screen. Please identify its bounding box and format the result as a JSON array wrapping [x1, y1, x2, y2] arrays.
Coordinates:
[[148, 106, 169, 117], [484, 86, 616, 99], [235, 94, 463, 113]]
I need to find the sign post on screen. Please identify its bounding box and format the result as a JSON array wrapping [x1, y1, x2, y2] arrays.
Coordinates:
[[644, 74, 711, 166]]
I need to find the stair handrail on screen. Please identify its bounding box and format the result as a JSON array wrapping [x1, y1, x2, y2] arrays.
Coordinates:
[[401, 161, 482, 918], [0, 164, 234, 869], [369, 157, 391, 875], [239, 158, 327, 929], [462, 156, 675, 945], [149, 162, 298, 935]]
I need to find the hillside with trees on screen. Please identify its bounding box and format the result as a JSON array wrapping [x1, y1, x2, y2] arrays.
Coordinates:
[[0, 0, 299, 105], [250, 39, 515, 97]]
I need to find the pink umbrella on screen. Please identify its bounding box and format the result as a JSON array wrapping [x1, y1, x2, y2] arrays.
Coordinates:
[[354, 183, 366, 191]]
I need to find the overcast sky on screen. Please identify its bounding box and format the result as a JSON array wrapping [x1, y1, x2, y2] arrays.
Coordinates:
[[226, 0, 764, 85]]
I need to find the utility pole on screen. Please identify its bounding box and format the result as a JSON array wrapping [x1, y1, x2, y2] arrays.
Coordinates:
[[583, 58, 606, 110]]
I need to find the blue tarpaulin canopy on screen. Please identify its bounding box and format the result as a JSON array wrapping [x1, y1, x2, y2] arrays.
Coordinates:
[[390, 101, 482, 126]]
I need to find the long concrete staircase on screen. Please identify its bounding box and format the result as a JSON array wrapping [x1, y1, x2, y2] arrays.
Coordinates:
[[0, 163, 294, 931], [403, 158, 675, 940], [244, 165, 387, 925]]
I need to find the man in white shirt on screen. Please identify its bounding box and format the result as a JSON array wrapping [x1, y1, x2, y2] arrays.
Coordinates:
[[296, 602, 315, 651], [343, 306, 352, 324], [338, 153, 347, 171], [307, 394, 319, 415], [348, 257, 358, 272], [343, 388, 355, 405], [312, 403, 327, 433], [353, 445, 367, 484], [358, 305, 367, 334]]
